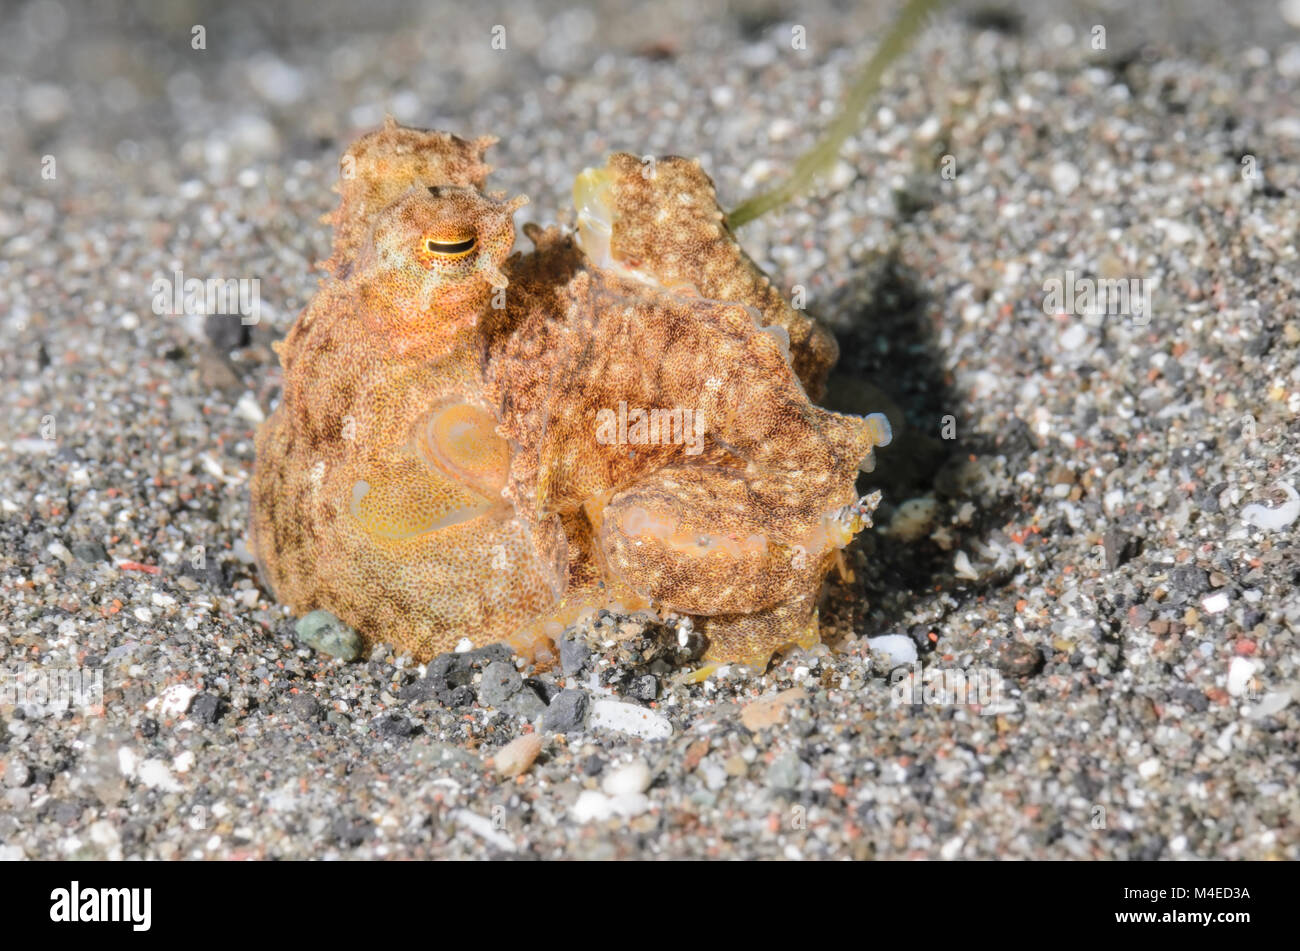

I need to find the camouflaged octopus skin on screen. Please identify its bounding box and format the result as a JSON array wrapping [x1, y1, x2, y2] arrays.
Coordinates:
[[250, 118, 891, 671]]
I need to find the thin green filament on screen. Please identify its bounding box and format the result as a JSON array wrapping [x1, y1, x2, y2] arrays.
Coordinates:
[[727, 0, 949, 228]]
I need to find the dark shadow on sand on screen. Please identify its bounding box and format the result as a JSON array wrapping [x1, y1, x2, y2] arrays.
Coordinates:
[[818, 248, 1031, 658]]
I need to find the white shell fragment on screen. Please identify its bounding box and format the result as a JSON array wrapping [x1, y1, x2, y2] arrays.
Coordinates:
[[1241, 482, 1300, 531], [588, 699, 673, 739], [1227, 657, 1257, 698], [867, 634, 918, 667], [146, 684, 197, 717], [601, 759, 652, 796]]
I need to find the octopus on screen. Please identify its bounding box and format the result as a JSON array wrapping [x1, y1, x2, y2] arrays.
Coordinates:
[[249, 118, 892, 673]]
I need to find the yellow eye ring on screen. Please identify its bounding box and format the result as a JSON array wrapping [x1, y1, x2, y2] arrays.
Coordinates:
[[424, 236, 477, 259]]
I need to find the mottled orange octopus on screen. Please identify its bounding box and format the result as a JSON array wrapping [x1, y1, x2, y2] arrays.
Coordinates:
[[250, 118, 891, 672]]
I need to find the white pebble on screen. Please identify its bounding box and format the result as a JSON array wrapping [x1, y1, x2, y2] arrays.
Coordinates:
[[741, 158, 775, 190], [1138, 757, 1161, 779], [1157, 218, 1197, 245], [867, 634, 917, 667], [571, 787, 649, 823], [826, 160, 856, 190], [1227, 657, 1257, 697], [1278, 47, 1300, 79], [1266, 117, 1300, 140], [136, 758, 181, 792], [915, 116, 941, 143], [390, 89, 421, 121], [235, 391, 265, 424], [1201, 591, 1230, 614], [610, 793, 651, 818], [1216, 723, 1238, 753], [88, 820, 120, 852], [1059, 323, 1089, 350], [227, 113, 279, 156], [769, 117, 796, 141], [601, 759, 651, 796], [588, 700, 673, 740], [888, 497, 939, 542], [1050, 161, 1081, 195], [571, 789, 613, 823], [248, 56, 304, 105], [147, 684, 196, 717]]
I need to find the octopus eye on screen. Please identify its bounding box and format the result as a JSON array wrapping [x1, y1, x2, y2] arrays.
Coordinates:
[[424, 236, 477, 259]]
